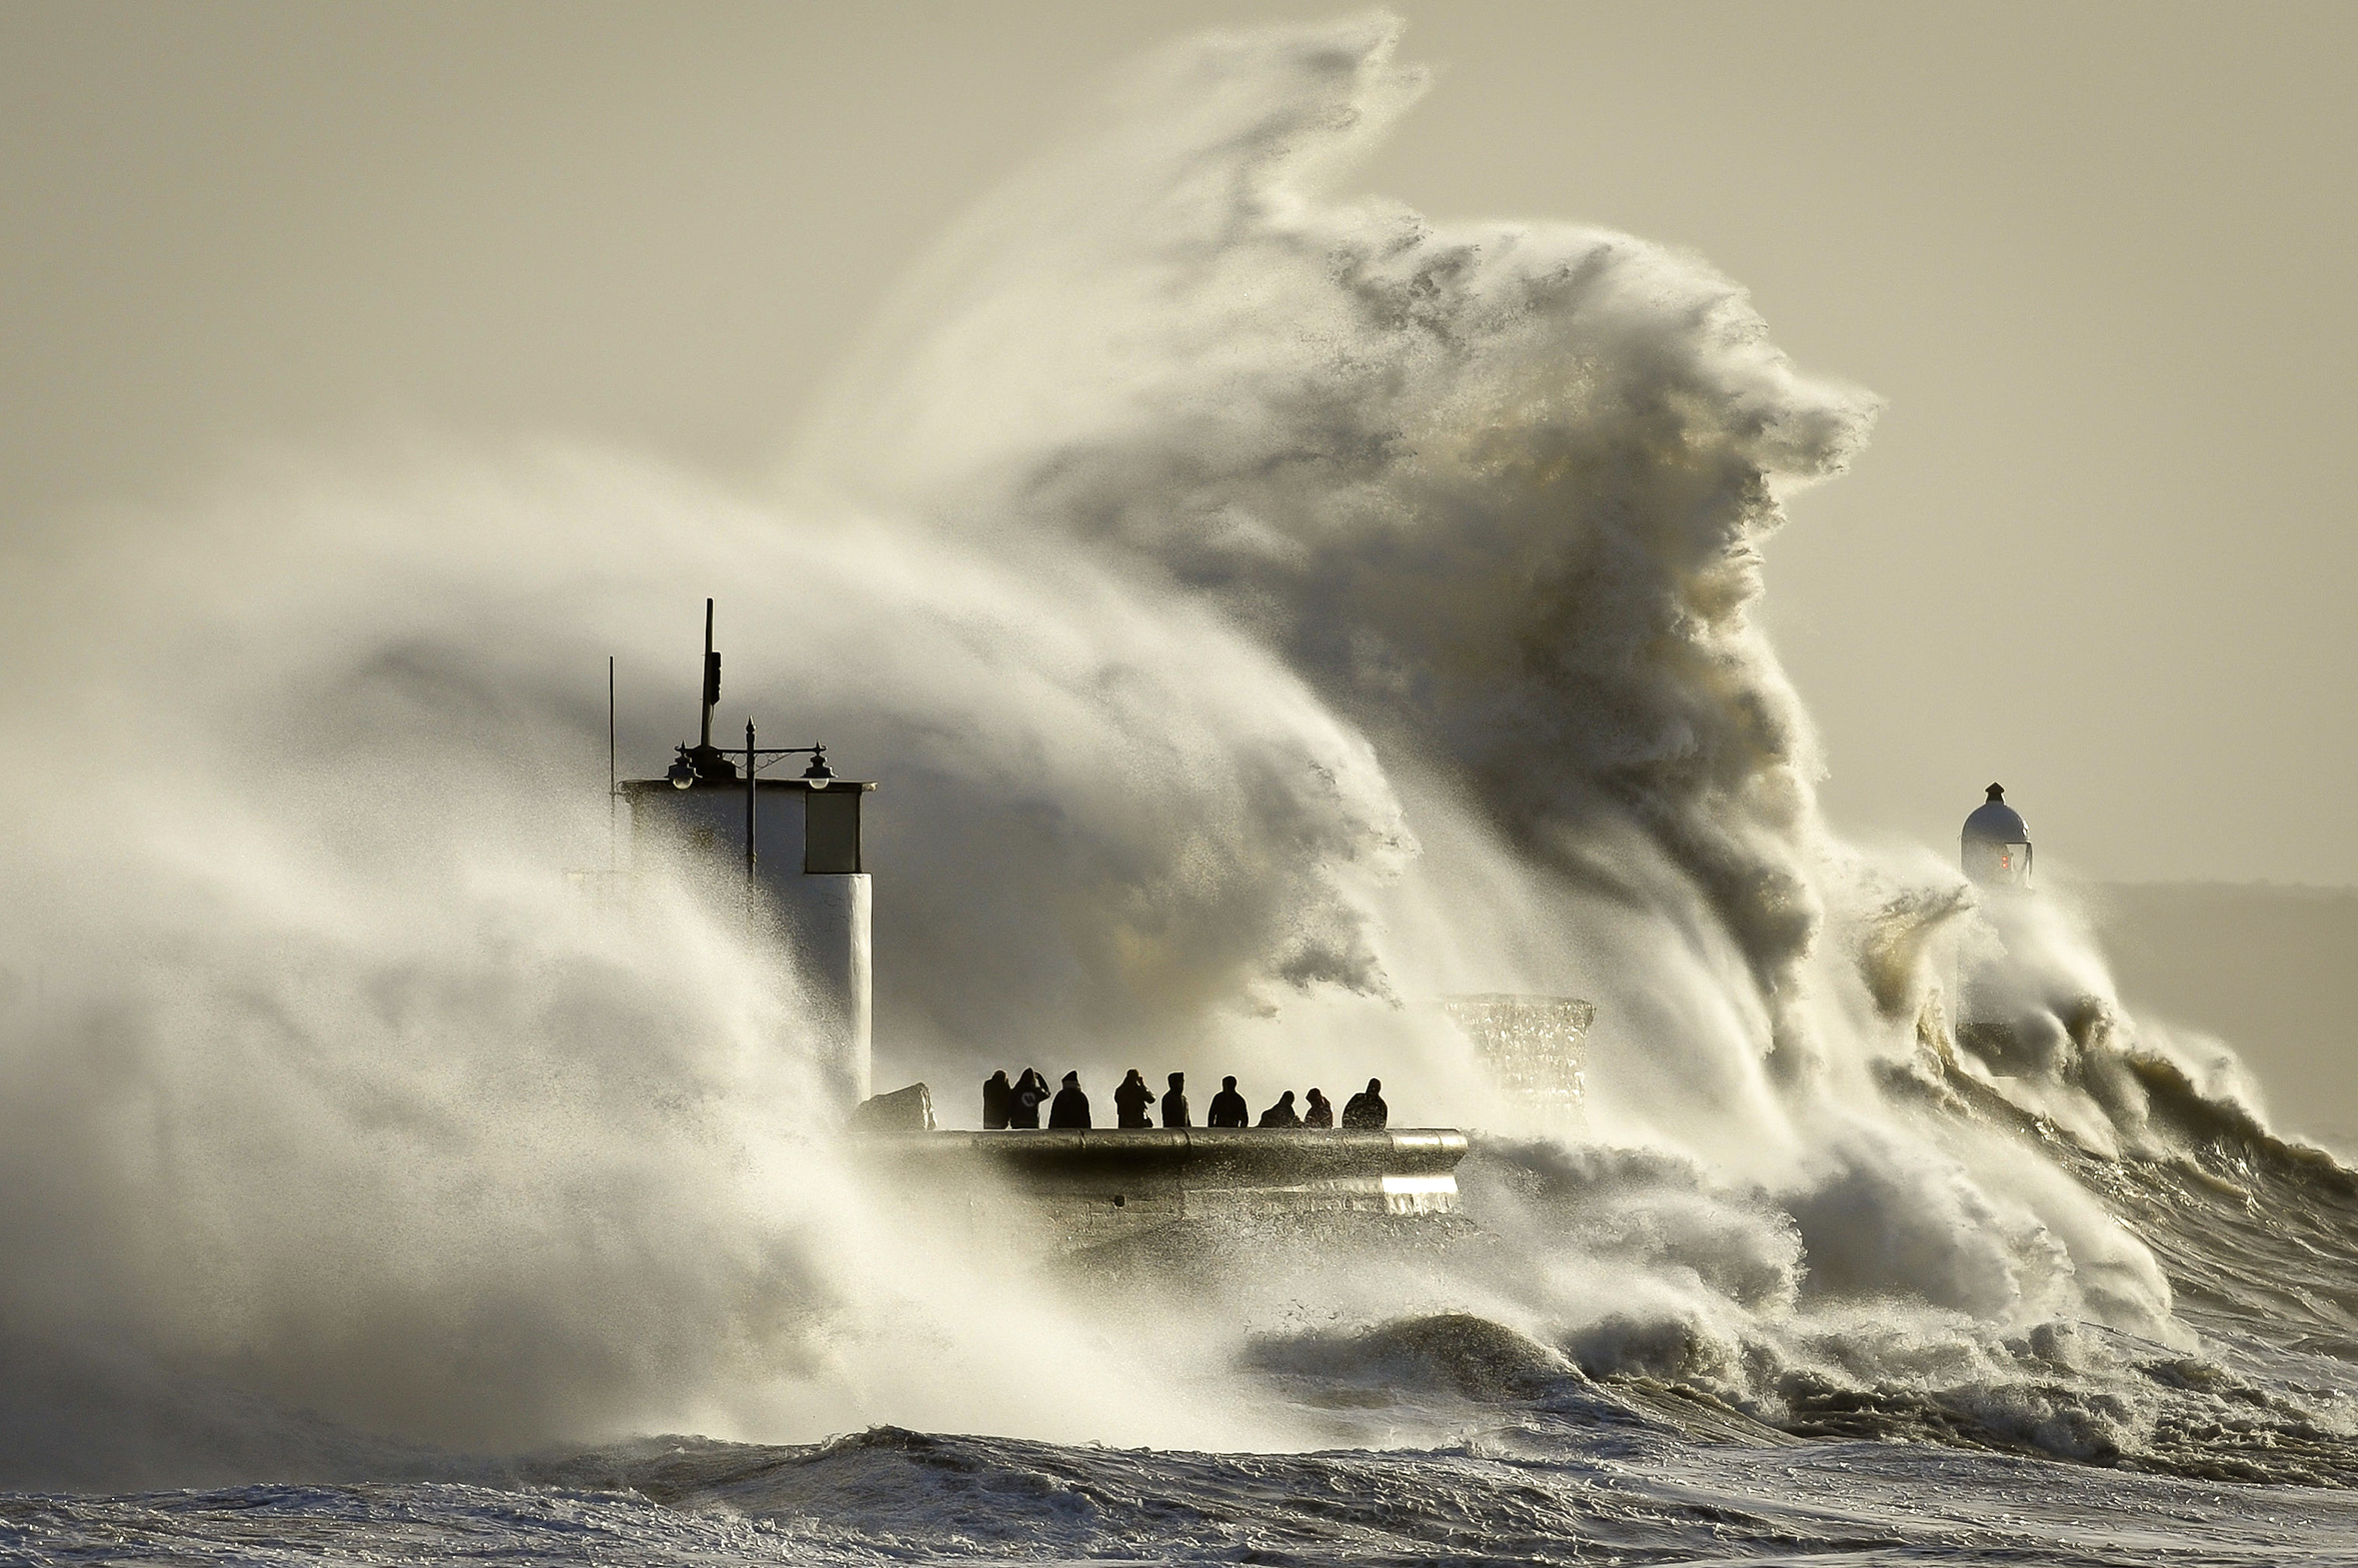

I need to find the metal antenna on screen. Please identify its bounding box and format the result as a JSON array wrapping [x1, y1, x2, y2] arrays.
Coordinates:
[[699, 598, 719, 750]]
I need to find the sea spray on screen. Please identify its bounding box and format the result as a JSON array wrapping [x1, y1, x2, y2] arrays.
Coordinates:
[[0, 450, 1362, 1476]]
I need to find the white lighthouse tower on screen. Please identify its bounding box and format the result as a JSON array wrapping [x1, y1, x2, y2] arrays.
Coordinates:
[[622, 600, 874, 1114]]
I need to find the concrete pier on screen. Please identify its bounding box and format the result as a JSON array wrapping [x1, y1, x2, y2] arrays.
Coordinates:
[[852, 1127, 1469, 1255]]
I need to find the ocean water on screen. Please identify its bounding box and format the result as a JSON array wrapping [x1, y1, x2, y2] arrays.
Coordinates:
[[22, 1430, 2358, 1566], [4, 15, 2355, 1565], [13, 1105, 2358, 1564]]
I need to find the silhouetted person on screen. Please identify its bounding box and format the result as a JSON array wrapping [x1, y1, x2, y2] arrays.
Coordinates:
[[1206, 1075, 1248, 1128], [1049, 1070, 1092, 1129], [1114, 1068, 1156, 1128], [1010, 1067, 1050, 1129], [1162, 1071, 1190, 1128], [1257, 1089, 1302, 1128], [1302, 1086, 1332, 1128], [983, 1070, 1012, 1130], [1341, 1077, 1387, 1129]]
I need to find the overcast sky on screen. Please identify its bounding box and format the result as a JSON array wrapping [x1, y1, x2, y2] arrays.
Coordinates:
[[6, 1, 2353, 884]]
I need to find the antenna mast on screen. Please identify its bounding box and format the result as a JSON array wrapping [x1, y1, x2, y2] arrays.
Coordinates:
[[699, 597, 719, 750]]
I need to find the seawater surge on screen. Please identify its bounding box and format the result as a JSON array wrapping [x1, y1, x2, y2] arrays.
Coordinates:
[[0, 17, 2351, 1527]]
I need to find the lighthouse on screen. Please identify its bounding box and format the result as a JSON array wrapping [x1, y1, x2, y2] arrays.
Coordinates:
[[1961, 783, 2032, 889], [621, 600, 874, 1113]]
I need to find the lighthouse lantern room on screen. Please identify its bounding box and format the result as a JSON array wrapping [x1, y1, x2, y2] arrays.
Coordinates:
[[1960, 783, 2032, 889]]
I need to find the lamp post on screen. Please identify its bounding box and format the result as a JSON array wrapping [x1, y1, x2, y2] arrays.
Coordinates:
[[741, 719, 834, 890]]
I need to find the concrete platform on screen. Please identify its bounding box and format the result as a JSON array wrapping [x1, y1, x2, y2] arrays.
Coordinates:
[[850, 1128, 1470, 1255]]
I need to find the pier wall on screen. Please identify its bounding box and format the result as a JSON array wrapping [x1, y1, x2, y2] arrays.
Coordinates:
[[851, 1128, 1468, 1255]]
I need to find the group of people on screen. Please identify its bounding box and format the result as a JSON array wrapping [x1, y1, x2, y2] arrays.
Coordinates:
[[981, 1069, 1388, 1131]]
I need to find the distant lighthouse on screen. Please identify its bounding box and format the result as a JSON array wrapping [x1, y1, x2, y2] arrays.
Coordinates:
[[621, 600, 874, 1113], [1960, 783, 2032, 888]]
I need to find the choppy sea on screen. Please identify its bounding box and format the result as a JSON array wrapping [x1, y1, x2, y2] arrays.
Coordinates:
[[14, 1086, 2358, 1567]]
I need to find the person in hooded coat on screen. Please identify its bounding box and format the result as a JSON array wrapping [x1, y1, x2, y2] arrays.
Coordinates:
[[1341, 1077, 1387, 1129], [1161, 1071, 1190, 1128], [982, 1070, 1013, 1130], [1301, 1086, 1333, 1128], [1009, 1067, 1050, 1129], [1256, 1089, 1302, 1128], [1206, 1075, 1248, 1128], [1048, 1070, 1092, 1128], [1113, 1068, 1156, 1128]]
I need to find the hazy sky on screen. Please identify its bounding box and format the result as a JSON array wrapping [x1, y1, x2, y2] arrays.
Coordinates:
[[6, 1, 2353, 885]]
